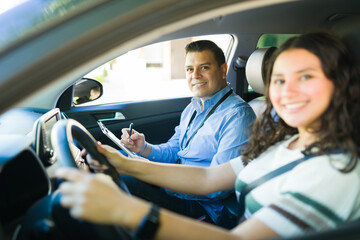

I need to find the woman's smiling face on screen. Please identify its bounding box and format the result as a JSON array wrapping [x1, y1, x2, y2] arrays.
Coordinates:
[[269, 48, 335, 131]]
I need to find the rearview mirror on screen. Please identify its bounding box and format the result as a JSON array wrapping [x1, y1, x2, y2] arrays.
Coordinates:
[[73, 78, 103, 105]]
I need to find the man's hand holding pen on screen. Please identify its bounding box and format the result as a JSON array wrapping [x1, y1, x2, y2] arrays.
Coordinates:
[[120, 124, 148, 156]]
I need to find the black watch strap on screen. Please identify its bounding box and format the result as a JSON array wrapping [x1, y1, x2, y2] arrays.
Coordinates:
[[135, 204, 160, 239]]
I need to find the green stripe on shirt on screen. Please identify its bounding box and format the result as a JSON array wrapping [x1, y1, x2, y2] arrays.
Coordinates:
[[235, 179, 263, 214], [235, 179, 247, 192], [282, 191, 344, 224], [246, 193, 263, 214]]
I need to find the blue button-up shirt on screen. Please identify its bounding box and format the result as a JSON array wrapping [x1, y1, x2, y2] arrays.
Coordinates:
[[148, 84, 256, 222]]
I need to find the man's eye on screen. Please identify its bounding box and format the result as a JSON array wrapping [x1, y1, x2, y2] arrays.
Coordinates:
[[186, 68, 193, 72], [201, 66, 209, 70]]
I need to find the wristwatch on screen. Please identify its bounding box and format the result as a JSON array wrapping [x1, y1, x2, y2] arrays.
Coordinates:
[[134, 204, 160, 239]]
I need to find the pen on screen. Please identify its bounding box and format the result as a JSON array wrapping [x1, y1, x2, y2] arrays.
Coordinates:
[[128, 122, 133, 143]]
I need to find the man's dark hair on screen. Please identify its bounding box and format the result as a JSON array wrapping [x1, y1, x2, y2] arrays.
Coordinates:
[[185, 40, 226, 66]]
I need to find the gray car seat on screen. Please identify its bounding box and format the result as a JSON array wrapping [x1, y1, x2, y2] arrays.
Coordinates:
[[245, 47, 276, 117]]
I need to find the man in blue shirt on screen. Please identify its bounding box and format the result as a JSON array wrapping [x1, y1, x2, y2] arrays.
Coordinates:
[[120, 40, 255, 228]]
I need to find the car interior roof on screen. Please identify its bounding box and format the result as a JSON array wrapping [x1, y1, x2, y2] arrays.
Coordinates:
[[156, 0, 360, 41], [2, 0, 360, 114]]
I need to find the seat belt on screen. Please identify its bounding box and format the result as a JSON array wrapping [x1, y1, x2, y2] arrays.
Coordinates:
[[236, 149, 344, 217], [223, 154, 315, 219], [234, 56, 247, 99]]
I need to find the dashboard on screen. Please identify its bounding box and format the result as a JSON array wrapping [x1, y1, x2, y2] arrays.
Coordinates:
[[0, 108, 66, 239], [33, 108, 61, 166]]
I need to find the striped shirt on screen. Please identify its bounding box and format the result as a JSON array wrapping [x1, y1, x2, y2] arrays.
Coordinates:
[[230, 135, 360, 238]]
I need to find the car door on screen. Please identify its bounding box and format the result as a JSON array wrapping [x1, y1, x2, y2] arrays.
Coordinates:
[[64, 97, 189, 147]]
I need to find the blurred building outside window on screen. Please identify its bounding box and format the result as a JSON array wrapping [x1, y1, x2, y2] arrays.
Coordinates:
[[83, 34, 233, 105]]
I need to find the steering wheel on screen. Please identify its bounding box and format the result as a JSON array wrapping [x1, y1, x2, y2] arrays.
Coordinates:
[[51, 119, 130, 192], [49, 119, 133, 240]]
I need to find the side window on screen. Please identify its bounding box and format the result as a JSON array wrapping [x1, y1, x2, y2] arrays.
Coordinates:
[[256, 34, 298, 48], [82, 34, 233, 106], [247, 33, 299, 92]]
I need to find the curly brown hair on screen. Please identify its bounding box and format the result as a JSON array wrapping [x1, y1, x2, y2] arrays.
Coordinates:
[[241, 31, 360, 172]]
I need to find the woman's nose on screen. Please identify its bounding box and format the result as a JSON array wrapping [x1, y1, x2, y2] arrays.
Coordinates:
[[281, 79, 298, 96]]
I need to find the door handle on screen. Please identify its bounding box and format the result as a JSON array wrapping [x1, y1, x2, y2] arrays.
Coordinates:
[[98, 112, 126, 122]]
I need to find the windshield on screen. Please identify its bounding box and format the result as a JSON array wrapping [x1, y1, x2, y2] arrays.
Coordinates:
[[0, 0, 102, 52]]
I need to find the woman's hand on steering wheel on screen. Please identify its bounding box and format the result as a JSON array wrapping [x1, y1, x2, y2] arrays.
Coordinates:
[[86, 142, 150, 173], [55, 167, 144, 228], [84, 142, 127, 174]]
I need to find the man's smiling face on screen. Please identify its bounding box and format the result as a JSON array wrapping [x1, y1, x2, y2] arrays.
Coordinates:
[[185, 50, 227, 101]]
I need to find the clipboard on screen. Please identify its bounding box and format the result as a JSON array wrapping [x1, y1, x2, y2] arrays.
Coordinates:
[[97, 121, 137, 158]]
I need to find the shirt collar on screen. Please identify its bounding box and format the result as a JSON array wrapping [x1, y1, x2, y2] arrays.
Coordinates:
[[191, 83, 232, 113]]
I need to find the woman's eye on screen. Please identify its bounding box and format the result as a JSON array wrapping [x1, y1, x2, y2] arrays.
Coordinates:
[[186, 68, 193, 72], [273, 79, 285, 85], [300, 75, 311, 81]]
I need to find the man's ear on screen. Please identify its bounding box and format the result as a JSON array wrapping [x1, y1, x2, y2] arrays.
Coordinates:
[[221, 63, 228, 80]]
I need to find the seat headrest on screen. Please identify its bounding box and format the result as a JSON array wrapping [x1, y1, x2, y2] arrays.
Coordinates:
[[245, 47, 277, 94]]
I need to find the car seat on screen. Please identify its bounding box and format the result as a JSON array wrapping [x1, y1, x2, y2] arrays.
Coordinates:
[[221, 47, 278, 228], [245, 47, 276, 117]]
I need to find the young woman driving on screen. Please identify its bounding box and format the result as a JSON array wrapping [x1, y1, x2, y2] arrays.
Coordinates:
[[56, 31, 360, 239]]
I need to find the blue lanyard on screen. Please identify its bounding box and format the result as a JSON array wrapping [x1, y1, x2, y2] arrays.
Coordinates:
[[180, 89, 233, 150]]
